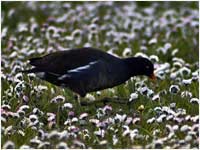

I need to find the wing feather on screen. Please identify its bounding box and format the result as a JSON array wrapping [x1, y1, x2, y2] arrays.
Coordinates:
[[58, 60, 109, 93]]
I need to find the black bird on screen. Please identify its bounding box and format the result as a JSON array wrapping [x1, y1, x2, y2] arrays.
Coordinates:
[[22, 47, 155, 97]]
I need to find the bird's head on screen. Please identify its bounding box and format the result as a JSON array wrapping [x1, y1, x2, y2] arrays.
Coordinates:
[[125, 57, 156, 80]]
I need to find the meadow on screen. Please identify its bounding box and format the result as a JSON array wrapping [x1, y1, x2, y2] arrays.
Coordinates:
[[1, 1, 199, 149]]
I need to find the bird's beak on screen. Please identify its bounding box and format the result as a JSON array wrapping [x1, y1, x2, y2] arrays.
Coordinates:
[[149, 73, 156, 80]]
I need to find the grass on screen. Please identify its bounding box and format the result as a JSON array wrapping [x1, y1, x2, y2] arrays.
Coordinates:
[[1, 1, 199, 149]]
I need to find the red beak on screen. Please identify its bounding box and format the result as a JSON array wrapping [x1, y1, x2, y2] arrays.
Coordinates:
[[149, 73, 156, 80]]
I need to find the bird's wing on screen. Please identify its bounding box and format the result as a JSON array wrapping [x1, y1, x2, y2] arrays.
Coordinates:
[[57, 60, 111, 93]]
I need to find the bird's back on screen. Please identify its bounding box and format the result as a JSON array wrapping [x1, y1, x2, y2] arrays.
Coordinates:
[[29, 47, 119, 75]]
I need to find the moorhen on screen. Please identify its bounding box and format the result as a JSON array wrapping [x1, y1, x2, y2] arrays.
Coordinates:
[[22, 47, 155, 97]]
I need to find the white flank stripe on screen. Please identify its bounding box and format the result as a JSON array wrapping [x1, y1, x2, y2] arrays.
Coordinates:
[[36, 72, 45, 78], [58, 61, 98, 80]]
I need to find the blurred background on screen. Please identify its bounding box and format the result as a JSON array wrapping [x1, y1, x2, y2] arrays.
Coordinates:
[[1, 1, 199, 149]]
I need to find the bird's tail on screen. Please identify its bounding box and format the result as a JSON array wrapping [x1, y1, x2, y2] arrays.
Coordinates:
[[20, 57, 43, 73], [29, 57, 42, 66]]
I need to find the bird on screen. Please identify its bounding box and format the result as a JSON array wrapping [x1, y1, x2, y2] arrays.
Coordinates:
[[22, 47, 156, 97]]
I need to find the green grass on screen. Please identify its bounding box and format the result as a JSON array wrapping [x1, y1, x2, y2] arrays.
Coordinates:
[[1, 1, 199, 149]]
